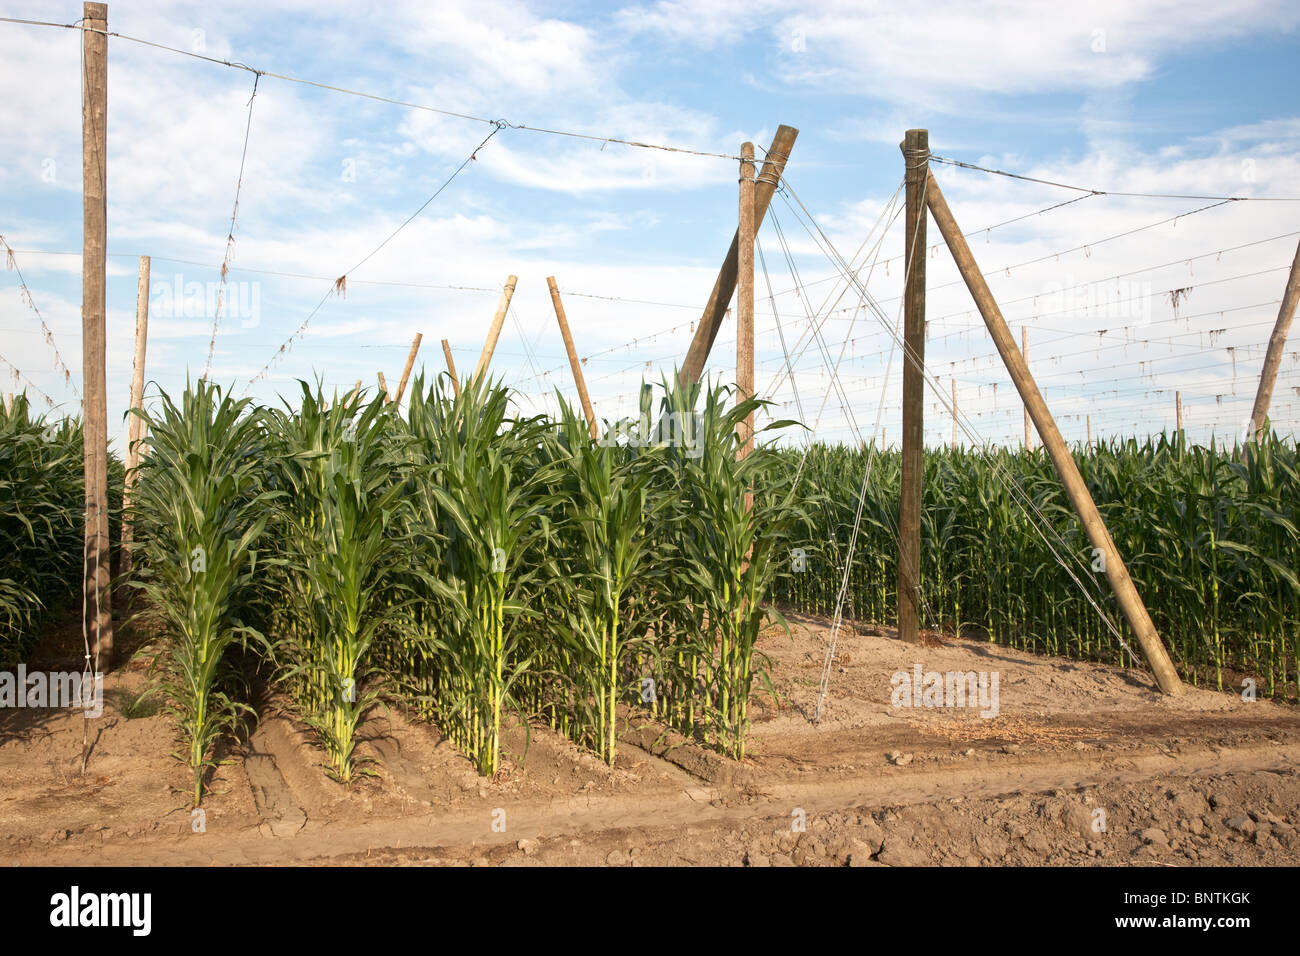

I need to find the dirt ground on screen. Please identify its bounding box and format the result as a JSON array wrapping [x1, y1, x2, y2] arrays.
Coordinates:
[[3, 611, 1298, 867]]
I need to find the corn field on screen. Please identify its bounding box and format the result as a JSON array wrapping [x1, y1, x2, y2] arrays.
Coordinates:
[[9, 372, 1298, 807], [120, 373, 801, 802], [0, 395, 121, 668], [773, 433, 1300, 699]]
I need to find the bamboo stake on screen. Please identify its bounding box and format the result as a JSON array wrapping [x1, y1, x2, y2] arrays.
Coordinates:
[[472, 275, 518, 385], [395, 332, 423, 405], [897, 128, 928, 645], [546, 277, 598, 438], [441, 339, 461, 396], [120, 254, 149, 579], [681, 126, 798, 383], [926, 171, 1184, 696], [82, 1, 111, 670], [1249, 235, 1300, 440]]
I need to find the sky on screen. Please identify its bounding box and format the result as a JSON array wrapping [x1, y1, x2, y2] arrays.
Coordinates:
[[2, 0, 1299, 453]]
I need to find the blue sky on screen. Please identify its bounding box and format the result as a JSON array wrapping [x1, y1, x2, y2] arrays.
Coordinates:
[[2, 0, 1299, 451]]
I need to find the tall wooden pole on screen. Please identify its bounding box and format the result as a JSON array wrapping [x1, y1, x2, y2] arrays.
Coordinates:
[[120, 254, 149, 580], [547, 277, 598, 438], [681, 126, 798, 384], [472, 275, 518, 385], [441, 338, 461, 396], [737, 142, 756, 464], [897, 128, 928, 645], [394, 332, 422, 405], [1022, 326, 1033, 449], [926, 172, 1184, 695], [1249, 236, 1300, 440], [82, 2, 112, 669]]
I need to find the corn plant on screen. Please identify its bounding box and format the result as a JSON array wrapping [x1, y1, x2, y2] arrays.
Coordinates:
[[0, 398, 85, 665], [402, 374, 550, 776], [128, 379, 275, 806], [529, 396, 668, 765], [264, 383, 415, 783]]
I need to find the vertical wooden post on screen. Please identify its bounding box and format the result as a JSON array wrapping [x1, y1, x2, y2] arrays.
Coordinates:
[[737, 142, 756, 463], [377, 371, 390, 403], [1249, 235, 1300, 440], [120, 254, 149, 580], [1022, 327, 1033, 449], [925, 171, 1184, 695], [681, 126, 798, 384], [951, 378, 958, 451], [394, 332, 422, 405], [472, 275, 518, 385], [82, 2, 112, 669], [1176, 390, 1183, 434], [441, 339, 461, 396], [547, 277, 598, 438], [897, 128, 928, 645]]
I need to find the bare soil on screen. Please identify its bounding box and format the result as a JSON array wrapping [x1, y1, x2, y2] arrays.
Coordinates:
[[4, 612, 1298, 867]]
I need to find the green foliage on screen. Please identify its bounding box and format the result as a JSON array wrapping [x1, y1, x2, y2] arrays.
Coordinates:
[[774, 432, 1300, 698], [128, 379, 275, 805], [0, 397, 85, 664]]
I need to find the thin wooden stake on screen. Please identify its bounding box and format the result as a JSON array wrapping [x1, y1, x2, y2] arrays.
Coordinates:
[[472, 275, 518, 385], [547, 276, 598, 438], [82, 1, 112, 671], [395, 332, 423, 405], [951, 378, 958, 451], [1249, 235, 1300, 440], [897, 128, 928, 645], [377, 371, 391, 403], [926, 170, 1184, 696], [441, 339, 461, 396], [120, 254, 149, 580]]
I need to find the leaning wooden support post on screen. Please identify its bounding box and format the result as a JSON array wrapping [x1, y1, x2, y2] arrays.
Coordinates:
[[1022, 326, 1033, 450], [441, 339, 461, 396], [897, 128, 928, 645], [926, 171, 1184, 696], [394, 332, 422, 405], [120, 254, 150, 580], [377, 371, 391, 403], [546, 277, 598, 438], [472, 275, 518, 385], [681, 125, 798, 384], [1249, 235, 1300, 441], [82, 1, 112, 670]]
